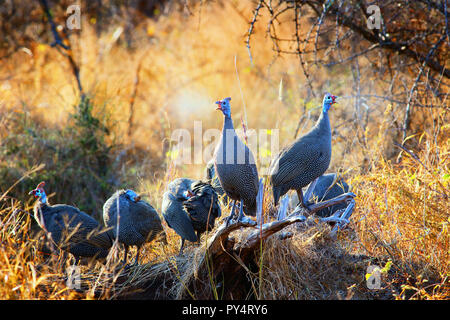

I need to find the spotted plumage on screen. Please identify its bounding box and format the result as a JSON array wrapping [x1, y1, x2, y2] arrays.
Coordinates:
[[306, 173, 350, 217], [214, 97, 259, 221], [205, 159, 228, 203], [269, 93, 337, 207], [161, 178, 221, 254], [29, 182, 113, 260], [103, 189, 164, 264]]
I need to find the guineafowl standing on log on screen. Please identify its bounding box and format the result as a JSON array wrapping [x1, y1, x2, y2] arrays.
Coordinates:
[[214, 97, 259, 225], [303, 173, 350, 217], [29, 182, 113, 261], [162, 178, 221, 254], [269, 93, 337, 210], [103, 189, 164, 265]]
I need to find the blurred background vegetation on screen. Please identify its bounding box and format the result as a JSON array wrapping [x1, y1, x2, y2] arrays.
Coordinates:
[[0, 0, 448, 299]]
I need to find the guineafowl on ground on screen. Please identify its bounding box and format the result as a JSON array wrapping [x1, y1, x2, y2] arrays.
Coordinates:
[[103, 189, 164, 265], [214, 97, 259, 225], [269, 93, 337, 210], [29, 182, 113, 262], [161, 178, 221, 254]]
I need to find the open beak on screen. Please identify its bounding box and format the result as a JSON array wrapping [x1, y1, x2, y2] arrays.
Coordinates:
[[331, 95, 338, 104], [215, 101, 222, 111]]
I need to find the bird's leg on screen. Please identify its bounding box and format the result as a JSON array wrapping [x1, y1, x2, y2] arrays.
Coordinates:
[[178, 238, 185, 256], [339, 198, 355, 222], [225, 200, 236, 226], [122, 245, 128, 265], [236, 199, 244, 222], [236, 199, 255, 224], [277, 195, 289, 221], [296, 189, 311, 211], [304, 177, 319, 203], [133, 246, 140, 265]]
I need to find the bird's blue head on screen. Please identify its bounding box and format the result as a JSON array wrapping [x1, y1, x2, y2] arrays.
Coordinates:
[[322, 93, 337, 113], [215, 97, 232, 118], [125, 189, 141, 202], [29, 181, 47, 204]]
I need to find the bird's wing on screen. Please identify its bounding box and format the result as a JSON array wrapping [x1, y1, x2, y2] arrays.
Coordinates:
[[269, 137, 322, 186], [161, 192, 197, 242], [190, 182, 221, 218], [51, 205, 112, 249], [131, 201, 163, 236]]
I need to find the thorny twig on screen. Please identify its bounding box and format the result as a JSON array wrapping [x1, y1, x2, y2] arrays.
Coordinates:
[[294, 0, 316, 98], [39, 0, 84, 97], [246, 0, 264, 65], [401, 34, 448, 144], [127, 53, 146, 138]]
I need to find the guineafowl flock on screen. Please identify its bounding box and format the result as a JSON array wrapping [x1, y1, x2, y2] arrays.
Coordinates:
[[28, 92, 354, 266]]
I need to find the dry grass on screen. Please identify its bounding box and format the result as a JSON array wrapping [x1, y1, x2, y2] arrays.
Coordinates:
[[0, 1, 448, 300]]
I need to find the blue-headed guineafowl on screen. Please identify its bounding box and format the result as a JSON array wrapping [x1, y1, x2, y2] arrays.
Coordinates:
[[103, 189, 164, 265], [269, 93, 337, 210], [214, 97, 259, 225], [29, 182, 113, 261], [161, 178, 221, 254]]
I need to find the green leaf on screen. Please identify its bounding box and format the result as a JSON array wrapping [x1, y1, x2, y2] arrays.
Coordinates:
[[381, 260, 392, 273]]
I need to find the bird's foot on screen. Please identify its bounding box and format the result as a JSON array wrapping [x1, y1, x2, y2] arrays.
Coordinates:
[[225, 213, 236, 227], [229, 200, 256, 227], [236, 214, 257, 226], [225, 201, 237, 227]]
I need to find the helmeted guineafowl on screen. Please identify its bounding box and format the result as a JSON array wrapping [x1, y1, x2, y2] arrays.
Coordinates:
[[161, 178, 221, 254], [214, 97, 259, 224], [103, 189, 164, 265], [269, 93, 337, 209], [29, 182, 113, 261], [306, 173, 350, 217]]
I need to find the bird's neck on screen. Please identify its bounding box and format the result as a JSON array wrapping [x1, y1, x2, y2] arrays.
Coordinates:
[[36, 199, 49, 210], [34, 201, 50, 227], [222, 115, 234, 131], [322, 102, 331, 113], [316, 110, 331, 133], [39, 193, 48, 205]]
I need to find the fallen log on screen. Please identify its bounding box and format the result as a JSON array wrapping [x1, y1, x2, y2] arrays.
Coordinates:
[[112, 185, 356, 299], [173, 189, 356, 299]]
